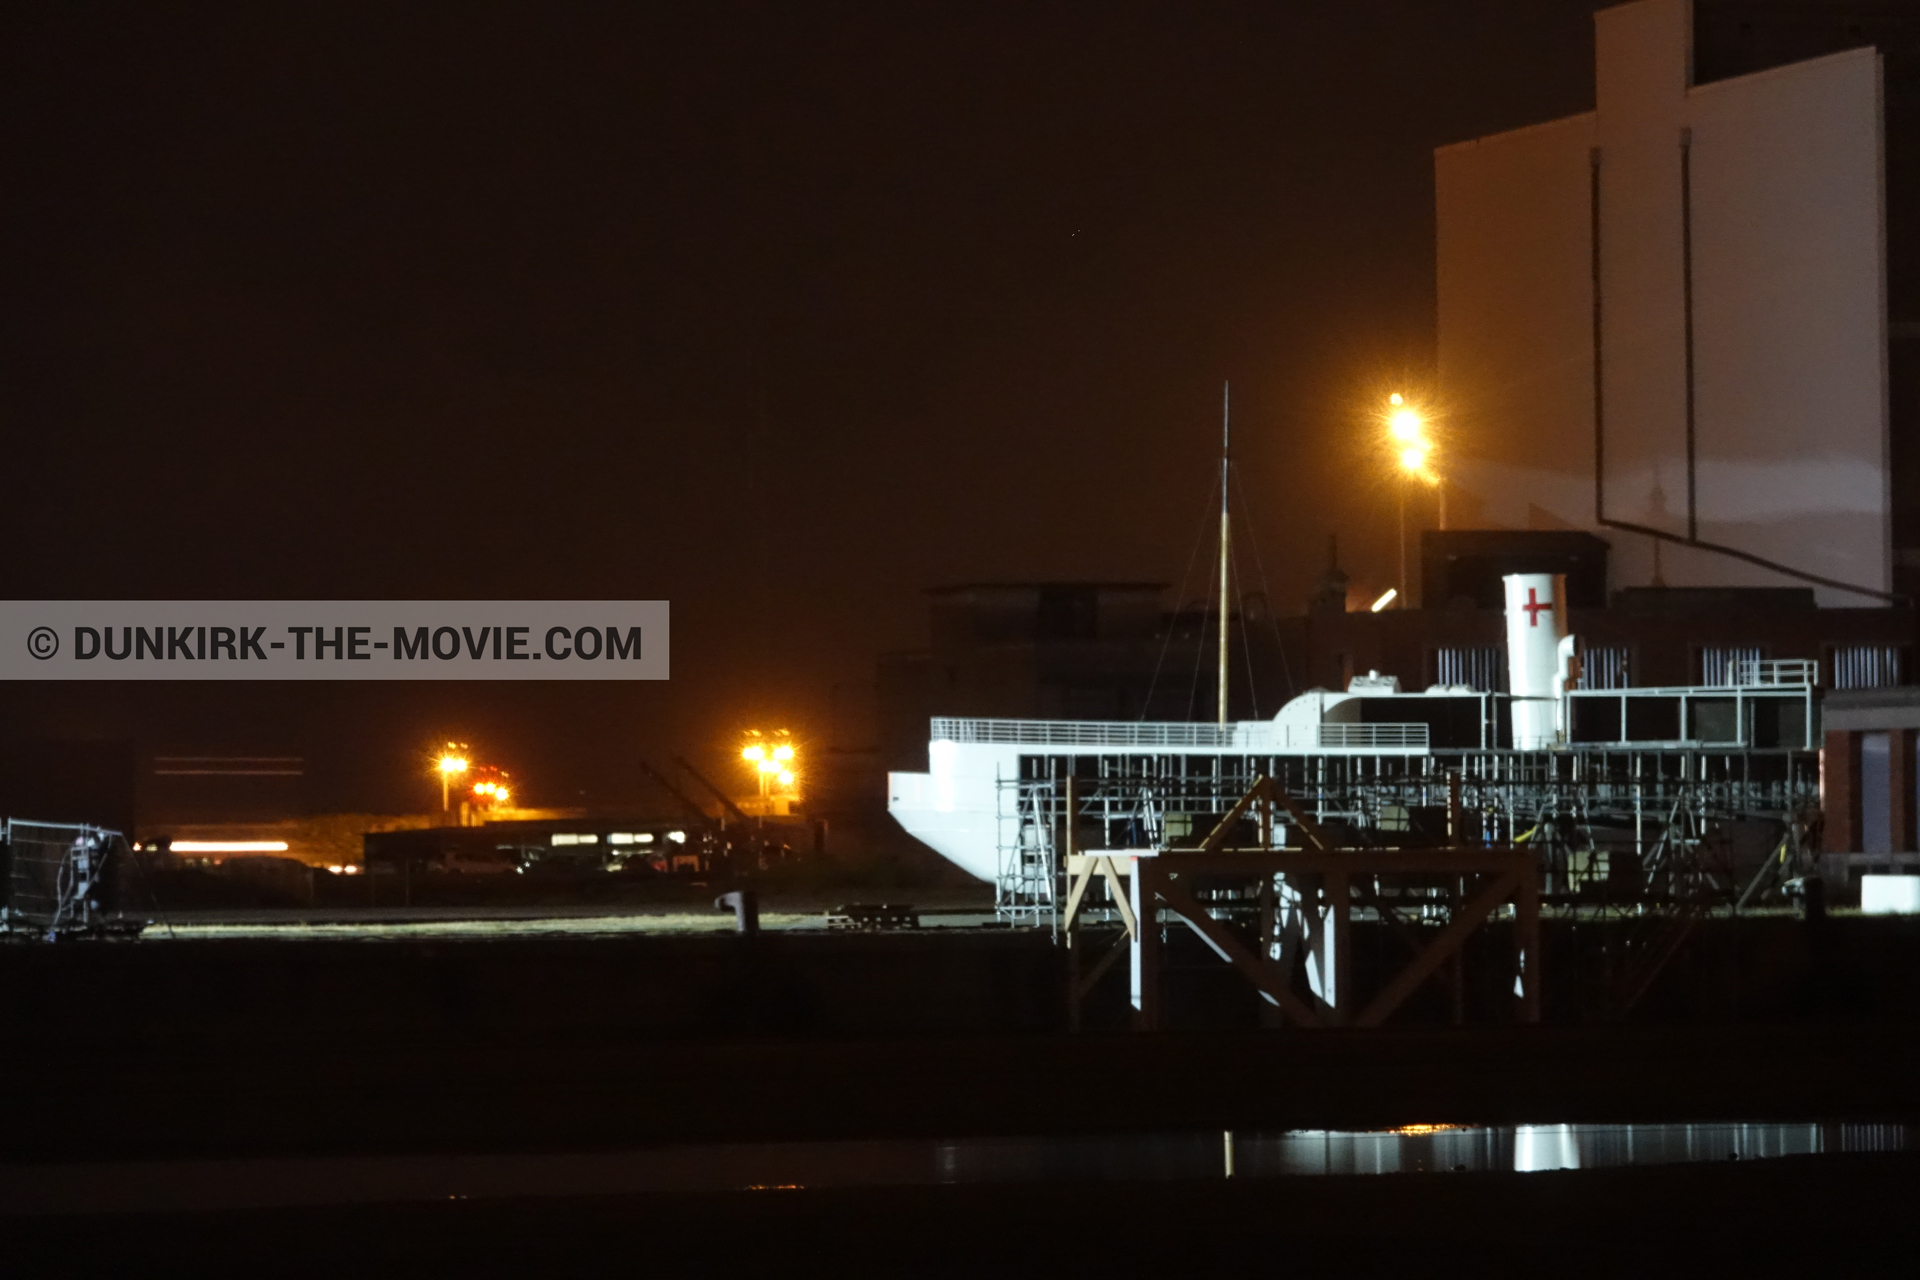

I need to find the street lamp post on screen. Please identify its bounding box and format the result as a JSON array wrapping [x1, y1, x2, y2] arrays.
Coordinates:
[[741, 731, 798, 811], [435, 745, 469, 812]]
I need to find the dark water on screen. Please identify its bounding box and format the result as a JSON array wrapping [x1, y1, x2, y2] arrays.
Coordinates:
[[4, 1122, 1910, 1216], [939, 1121, 1914, 1183]]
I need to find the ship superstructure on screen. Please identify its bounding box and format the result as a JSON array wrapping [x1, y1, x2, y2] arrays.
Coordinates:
[[890, 574, 1822, 920]]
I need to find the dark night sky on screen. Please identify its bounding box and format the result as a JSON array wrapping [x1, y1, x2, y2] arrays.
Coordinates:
[[0, 2, 1602, 811]]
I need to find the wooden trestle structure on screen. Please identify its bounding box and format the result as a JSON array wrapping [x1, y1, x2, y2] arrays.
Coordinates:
[[1062, 774, 1542, 1030]]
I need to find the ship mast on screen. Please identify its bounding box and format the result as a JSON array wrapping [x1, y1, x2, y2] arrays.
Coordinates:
[[1218, 382, 1230, 726]]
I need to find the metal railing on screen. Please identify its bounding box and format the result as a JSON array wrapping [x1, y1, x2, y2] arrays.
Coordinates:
[[932, 718, 1239, 747], [1314, 722, 1430, 749], [930, 717, 1429, 752], [1732, 659, 1818, 689]]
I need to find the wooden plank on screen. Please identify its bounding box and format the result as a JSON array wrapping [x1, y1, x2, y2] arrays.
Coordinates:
[[1098, 856, 1138, 939], [1200, 776, 1272, 854], [1132, 859, 1162, 1031], [1269, 787, 1334, 852], [1061, 771, 1085, 932], [1060, 864, 1098, 933], [1353, 867, 1521, 1029], [1156, 877, 1322, 1027]]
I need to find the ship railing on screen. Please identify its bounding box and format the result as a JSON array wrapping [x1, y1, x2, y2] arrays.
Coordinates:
[[1730, 659, 1818, 689], [930, 717, 1429, 752], [933, 718, 1239, 747], [1310, 722, 1430, 749]]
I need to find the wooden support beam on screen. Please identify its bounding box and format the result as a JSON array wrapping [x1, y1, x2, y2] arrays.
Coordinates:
[[1156, 877, 1322, 1027], [1062, 856, 1135, 938], [1353, 865, 1523, 1028], [1268, 788, 1335, 852], [1131, 858, 1162, 1031], [1061, 772, 1084, 932], [1060, 864, 1097, 933], [1100, 857, 1137, 939], [1327, 868, 1352, 1026], [1515, 857, 1541, 1024], [1200, 775, 1273, 853]]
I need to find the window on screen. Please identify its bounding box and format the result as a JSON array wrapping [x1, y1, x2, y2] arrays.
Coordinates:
[[1828, 645, 1903, 690], [1433, 646, 1505, 692], [1698, 646, 1762, 687], [1581, 645, 1630, 690]]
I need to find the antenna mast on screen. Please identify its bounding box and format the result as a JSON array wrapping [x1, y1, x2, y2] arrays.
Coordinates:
[[1218, 382, 1230, 726]]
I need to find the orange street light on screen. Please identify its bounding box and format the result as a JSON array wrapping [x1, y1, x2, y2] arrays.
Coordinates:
[[741, 729, 800, 801], [435, 744, 470, 812], [1383, 392, 1443, 604]]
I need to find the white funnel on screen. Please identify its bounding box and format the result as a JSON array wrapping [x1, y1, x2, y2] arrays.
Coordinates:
[[1503, 573, 1567, 749]]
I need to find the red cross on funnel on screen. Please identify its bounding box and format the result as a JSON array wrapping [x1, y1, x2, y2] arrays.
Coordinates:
[[1522, 587, 1554, 627]]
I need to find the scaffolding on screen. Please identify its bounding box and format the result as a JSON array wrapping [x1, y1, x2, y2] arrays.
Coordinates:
[[1, 820, 135, 940], [1017, 743, 1821, 1026], [1010, 745, 1815, 894]]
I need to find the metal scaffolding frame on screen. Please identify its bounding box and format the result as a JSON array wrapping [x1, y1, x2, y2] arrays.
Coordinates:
[[1, 820, 133, 940], [1060, 774, 1543, 1030], [1018, 744, 1821, 1026]]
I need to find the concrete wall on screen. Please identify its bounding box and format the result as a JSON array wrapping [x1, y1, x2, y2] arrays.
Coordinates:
[[1437, 0, 1889, 605]]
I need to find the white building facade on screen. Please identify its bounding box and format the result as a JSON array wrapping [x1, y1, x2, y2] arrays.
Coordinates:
[[1436, 0, 1890, 605]]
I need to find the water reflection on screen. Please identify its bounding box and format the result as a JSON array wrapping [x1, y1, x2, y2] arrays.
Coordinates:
[[935, 1122, 1911, 1184], [5, 1122, 1910, 1216]]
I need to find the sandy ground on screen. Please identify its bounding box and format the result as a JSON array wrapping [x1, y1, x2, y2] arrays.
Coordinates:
[[134, 886, 1003, 940]]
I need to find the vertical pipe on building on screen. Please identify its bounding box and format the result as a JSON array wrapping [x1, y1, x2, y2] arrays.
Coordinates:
[[1680, 126, 1698, 541], [1219, 382, 1231, 726], [1590, 146, 1606, 525]]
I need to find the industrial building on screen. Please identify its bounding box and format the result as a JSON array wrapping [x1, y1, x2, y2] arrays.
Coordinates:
[[1436, 0, 1918, 604], [363, 817, 712, 879], [883, 3, 1920, 1030]]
